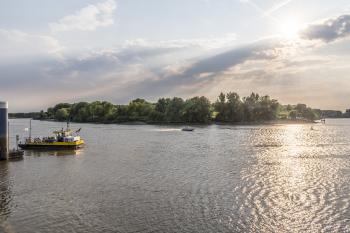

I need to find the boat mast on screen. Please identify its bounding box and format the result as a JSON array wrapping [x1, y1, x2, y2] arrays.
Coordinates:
[[16, 135, 19, 151], [29, 119, 32, 140]]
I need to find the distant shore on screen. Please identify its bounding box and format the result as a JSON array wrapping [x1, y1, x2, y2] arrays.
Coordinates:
[[9, 118, 318, 126], [11, 93, 350, 126]]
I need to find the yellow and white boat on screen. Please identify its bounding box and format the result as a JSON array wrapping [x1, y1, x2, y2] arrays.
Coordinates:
[[19, 122, 84, 150]]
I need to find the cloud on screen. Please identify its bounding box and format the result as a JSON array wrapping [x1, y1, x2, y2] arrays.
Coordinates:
[[0, 29, 62, 62], [49, 0, 117, 32], [124, 34, 237, 50], [3, 12, 350, 111], [115, 38, 287, 99], [0, 39, 194, 109], [184, 39, 282, 75], [0, 30, 303, 110], [0, 35, 282, 110], [301, 14, 350, 42], [109, 16, 350, 103]]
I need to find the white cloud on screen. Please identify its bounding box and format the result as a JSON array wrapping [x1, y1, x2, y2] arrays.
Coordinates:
[[0, 29, 63, 61], [124, 34, 237, 50], [49, 0, 117, 32]]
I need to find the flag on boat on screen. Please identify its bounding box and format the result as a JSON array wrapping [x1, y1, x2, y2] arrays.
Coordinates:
[[75, 128, 82, 133]]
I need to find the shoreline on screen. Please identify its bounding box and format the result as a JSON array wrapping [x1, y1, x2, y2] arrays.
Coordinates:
[[9, 118, 319, 126]]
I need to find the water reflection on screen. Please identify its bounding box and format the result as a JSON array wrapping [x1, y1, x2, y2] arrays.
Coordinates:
[[25, 149, 84, 157], [236, 124, 350, 232], [1, 119, 350, 232], [0, 161, 12, 226]]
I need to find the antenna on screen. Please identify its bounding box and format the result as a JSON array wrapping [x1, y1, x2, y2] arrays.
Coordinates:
[[16, 135, 19, 151], [29, 119, 32, 140]]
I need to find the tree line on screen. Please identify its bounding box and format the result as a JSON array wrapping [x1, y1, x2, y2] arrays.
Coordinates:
[[10, 92, 323, 124]]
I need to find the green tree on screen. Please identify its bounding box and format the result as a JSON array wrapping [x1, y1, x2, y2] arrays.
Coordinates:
[[259, 95, 279, 121], [127, 99, 154, 122], [214, 92, 227, 122], [243, 93, 260, 121], [114, 105, 129, 122], [43, 92, 319, 124], [155, 98, 170, 114], [53, 103, 71, 113], [47, 107, 55, 118], [150, 98, 172, 122], [183, 96, 211, 123], [70, 102, 89, 122], [226, 92, 243, 122], [101, 101, 117, 122], [165, 97, 185, 122], [55, 108, 69, 121], [289, 110, 297, 119]]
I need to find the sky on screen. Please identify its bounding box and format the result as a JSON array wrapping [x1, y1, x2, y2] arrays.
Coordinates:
[[1, 0, 350, 112]]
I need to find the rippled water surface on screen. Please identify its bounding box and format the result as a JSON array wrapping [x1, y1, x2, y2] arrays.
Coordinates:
[[1, 119, 350, 233]]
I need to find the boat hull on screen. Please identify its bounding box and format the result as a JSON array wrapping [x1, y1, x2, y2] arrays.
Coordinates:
[[18, 144, 83, 150], [18, 140, 85, 150]]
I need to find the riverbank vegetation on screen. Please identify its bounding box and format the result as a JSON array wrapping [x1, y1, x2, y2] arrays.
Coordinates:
[[10, 92, 327, 124]]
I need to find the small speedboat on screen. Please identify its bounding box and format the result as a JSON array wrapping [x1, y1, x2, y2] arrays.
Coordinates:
[[182, 127, 194, 132]]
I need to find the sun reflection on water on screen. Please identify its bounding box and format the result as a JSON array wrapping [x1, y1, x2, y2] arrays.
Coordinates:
[[235, 124, 350, 232], [281, 124, 304, 157]]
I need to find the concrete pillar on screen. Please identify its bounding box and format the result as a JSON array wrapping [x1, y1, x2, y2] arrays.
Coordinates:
[[0, 101, 8, 160]]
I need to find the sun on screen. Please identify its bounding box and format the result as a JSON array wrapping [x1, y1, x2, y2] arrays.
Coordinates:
[[278, 18, 303, 39]]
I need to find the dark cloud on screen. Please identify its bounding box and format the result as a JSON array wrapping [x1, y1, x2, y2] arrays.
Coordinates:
[[185, 39, 281, 75], [0, 42, 194, 110], [301, 14, 350, 42], [0, 63, 45, 88], [47, 54, 120, 77], [6, 38, 281, 104], [114, 39, 285, 100], [117, 46, 186, 62], [46, 45, 187, 77]]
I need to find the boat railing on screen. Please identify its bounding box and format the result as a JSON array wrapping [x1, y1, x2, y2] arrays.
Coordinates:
[[23, 136, 58, 144]]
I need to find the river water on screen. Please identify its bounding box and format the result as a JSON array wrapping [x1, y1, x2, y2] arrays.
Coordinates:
[[0, 119, 350, 233]]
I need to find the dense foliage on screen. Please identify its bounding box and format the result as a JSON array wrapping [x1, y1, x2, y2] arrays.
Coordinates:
[[213, 92, 280, 122], [10, 92, 325, 123]]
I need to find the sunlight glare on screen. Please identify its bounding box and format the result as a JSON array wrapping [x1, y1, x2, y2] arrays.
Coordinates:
[[278, 18, 303, 39]]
